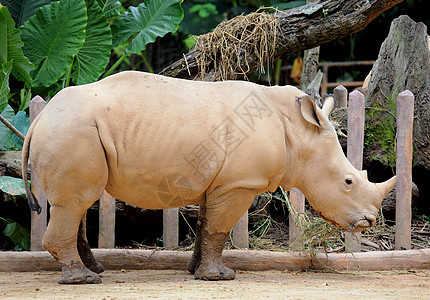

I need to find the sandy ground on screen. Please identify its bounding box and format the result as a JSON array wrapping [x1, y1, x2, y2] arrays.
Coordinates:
[[1, 269, 429, 299]]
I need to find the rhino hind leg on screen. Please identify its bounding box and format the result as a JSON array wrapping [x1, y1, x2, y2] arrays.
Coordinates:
[[43, 206, 101, 284], [77, 212, 105, 274], [193, 188, 255, 280]]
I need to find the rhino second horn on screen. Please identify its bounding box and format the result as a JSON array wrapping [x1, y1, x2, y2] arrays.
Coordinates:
[[375, 176, 397, 198]]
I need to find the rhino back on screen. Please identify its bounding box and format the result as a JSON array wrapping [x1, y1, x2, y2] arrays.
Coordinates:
[[32, 72, 289, 209]]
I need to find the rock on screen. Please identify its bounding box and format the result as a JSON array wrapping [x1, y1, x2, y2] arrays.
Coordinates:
[[364, 15, 430, 169]]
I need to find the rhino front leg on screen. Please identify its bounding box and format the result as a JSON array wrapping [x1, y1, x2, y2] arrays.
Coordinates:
[[194, 188, 255, 280], [43, 206, 101, 284], [77, 212, 105, 274]]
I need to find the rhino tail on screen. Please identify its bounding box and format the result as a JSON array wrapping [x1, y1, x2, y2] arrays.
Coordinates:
[[22, 117, 42, 215]]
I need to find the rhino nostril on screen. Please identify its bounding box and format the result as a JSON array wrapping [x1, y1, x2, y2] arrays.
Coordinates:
[[355, 216, 376, 228], [365, 216, 376, 227]]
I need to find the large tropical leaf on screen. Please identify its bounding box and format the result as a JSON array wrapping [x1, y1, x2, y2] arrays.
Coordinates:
[[3, 220, 30, 250], [0, 7, 33, 85], [0, 175, 28, 196], [96, 0, 121, 19], [0, 61, 12, 113], [11, 110, 29, 148], [0, 0, 53, 27], [0, 104, 16, 150], [112, 0, 183, 54], [20, 0, 87, 87], [72, 1, 112, 85]]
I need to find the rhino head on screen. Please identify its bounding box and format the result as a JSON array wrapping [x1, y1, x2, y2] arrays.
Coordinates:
[[289, 94, 396, 233]]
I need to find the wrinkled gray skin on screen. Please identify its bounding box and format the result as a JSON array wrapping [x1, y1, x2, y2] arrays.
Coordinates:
[[22, 72, 396, 284]]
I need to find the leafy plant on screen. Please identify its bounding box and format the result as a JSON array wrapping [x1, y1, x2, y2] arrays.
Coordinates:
[[0, 7, 34, 87], [96, 0, 121, 20], [0, 0, 54, 27], [0, 61, 13, 112], [20, 0, 87, 87], [0, 217, 30, 251], [0, 175, 28, 195], [189, 3, 218, 19], [72, 0, 112, 85], [0, 105, 28, 150], [108, 0, 183, 76]]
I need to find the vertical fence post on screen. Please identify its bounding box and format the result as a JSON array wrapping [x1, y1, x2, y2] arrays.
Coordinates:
[[395, 90, 414, 250], [29, 96, 47, 251], [98, 191, 115, 248], [345, 90, 365, 252], [333, 85, 348, 109], [163, 208, 179, 247], [289, 188, 305, 249], [233, 211, 249, 249]]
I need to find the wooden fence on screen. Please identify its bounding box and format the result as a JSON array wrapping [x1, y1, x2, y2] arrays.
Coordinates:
[[280, 60, 375, 94], [28, 87, 414, 252]]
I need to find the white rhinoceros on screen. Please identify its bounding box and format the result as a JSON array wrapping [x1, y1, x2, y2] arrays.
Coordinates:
[[22, 71, 396, 284]]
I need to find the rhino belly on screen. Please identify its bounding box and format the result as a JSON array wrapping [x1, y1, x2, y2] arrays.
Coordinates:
[[105, 171, 206, 209]]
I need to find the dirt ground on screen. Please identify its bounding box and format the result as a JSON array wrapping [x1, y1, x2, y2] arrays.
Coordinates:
[[0, 269, 429, 299]]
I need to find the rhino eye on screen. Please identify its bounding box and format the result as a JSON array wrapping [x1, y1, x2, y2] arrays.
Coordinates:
[[345, 178, 353, 185]]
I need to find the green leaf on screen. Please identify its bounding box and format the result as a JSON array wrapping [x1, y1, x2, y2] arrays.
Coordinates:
[[0, 7, 34, 85], [18, 87, 31, 111], [20, 0, 87, 87], [0, 0, 54, 27], [0, 61, 13, 113], [72, 0, 112, 85], [96, 0, 121, 19], [3, 222, 16, 236], [11, 110, 29, 148], [0, 175, 28, 195], [3, 221, 30, 250], [112, 0, 183, 54], [0, 104, 15, 150]]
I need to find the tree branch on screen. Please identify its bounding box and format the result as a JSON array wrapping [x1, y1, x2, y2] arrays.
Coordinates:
[[159, 0, 404, 80]]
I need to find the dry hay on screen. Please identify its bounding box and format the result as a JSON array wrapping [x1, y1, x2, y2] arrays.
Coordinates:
[[279, 189, 343, 254], [192, 10, 280, 81]]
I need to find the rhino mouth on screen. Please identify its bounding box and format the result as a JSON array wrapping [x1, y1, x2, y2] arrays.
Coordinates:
[[351, 216, 376, 232], [317, 211, 376, 233]]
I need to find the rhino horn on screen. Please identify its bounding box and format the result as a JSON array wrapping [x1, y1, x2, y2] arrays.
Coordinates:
[[375, 176, 397, 198], [321, 95, 335, 116]]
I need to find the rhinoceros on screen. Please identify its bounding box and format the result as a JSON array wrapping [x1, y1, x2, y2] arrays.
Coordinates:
[[22, 71, 396, 284]]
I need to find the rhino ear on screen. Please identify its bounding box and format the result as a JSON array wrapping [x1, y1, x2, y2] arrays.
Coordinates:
[[298, 95, 321, 127]]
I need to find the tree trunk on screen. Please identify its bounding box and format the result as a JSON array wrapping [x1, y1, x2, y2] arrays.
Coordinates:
[[299, 0, 320, 90], [159, 0, 404, 81], [364, 15, 430, 169]]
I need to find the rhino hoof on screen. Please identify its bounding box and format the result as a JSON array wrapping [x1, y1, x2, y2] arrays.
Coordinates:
[[194, 264, 236, 281], [88, 261, 105, 274], [187, 257, 201, 274], [59, 267, 102, 284]]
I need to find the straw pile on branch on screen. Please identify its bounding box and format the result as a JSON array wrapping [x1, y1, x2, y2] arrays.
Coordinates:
[[160, 0, 403, 81]]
